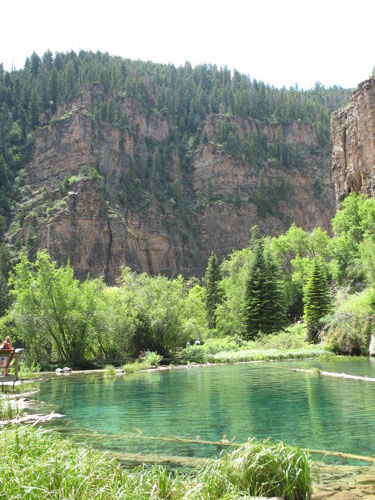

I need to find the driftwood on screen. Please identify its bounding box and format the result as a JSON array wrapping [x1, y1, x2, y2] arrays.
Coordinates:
[[0, 411, 64, 427], [306, 447, 375, 463], [71, 429, 375, 464], [4, 390, 40, 400], [109, 451, 213, 467], [292, 368, 375, 383]]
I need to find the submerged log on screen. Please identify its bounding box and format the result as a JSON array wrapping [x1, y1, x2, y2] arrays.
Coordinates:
[[73, 430, 375, 464], [5, 390, 40, 400], [306, 448, 375, 463], [109, 451, 213, 467], [292, 368, 375, 382]]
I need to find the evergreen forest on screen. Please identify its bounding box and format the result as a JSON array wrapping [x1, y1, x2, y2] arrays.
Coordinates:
[[0, 52, 351, 235]]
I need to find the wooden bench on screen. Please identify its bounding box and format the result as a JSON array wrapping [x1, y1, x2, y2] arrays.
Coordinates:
[[0, 349, 24, 383]]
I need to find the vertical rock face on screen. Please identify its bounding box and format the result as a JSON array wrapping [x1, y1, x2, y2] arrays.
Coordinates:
[[331, 78, 375, 203], [193, 117, 335, 260], [13, 88, 336, 281]]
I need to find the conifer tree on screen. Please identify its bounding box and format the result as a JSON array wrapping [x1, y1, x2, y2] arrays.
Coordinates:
[[303, 259, 331, 342], [29, 89, 40, 128], [49, 69, 58, 111], [204, 252, 222, 329], [244, 243, 285, 339]]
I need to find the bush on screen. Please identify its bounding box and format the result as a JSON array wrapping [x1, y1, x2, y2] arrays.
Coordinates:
[[104, 364, 116, 376], [325, 314, 374, 355], [325, 288, 375, 355], [252, 326, 307, 350], [179, 345, 207, 363], [144, 351, 163, 367]]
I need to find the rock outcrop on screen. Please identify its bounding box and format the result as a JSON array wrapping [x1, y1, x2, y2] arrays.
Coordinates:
[[331, 78, 375, 203], [11, 87, 336, 281]]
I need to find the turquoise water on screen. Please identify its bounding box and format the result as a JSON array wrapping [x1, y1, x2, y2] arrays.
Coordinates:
[[31, 359, 375, 461]]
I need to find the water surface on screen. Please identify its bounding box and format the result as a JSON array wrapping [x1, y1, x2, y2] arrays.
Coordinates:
[[31, 359, 375, 462]]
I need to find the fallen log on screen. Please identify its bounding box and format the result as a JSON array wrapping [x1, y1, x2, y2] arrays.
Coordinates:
[[292, 368, 375, 383], [71, 429, 375, 464], [109, 451, 213, 467], [4, 390, 40, 400]]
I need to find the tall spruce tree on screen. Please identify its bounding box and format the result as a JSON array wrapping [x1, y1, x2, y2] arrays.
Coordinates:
[[244, 243, 285, 339], [303, 259, 331, 343], [204, 252, 222, 329]]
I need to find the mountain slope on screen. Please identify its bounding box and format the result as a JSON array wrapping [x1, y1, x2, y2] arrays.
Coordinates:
[[0, 51, 352, 280]]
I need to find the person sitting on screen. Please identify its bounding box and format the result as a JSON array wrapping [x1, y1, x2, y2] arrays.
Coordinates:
[[0, 336, 12, 375], [2, 336, 11, 350]]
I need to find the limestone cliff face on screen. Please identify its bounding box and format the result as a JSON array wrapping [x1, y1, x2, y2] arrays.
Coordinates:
[[331, 78, 375, 203], [13, 87, 336, 281]]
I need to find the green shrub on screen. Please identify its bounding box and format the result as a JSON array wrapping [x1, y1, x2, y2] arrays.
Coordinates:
[[325, 314, 374, 355], [104, 364, 117, 376], [325, 288, 375, 355], [179, 345, 207, 363], [251, 326, 307, 350], [144, 351, 163, 367]]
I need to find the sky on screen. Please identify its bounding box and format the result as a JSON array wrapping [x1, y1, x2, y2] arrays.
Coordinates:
[[1, 0, 374, 90]]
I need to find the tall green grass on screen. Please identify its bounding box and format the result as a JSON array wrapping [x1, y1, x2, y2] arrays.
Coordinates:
[[104, 364, 117, 376], [179, 329, 327, 365], [180, 346, 326, 364], [0, 426, 312, 499], [0, 398, 22, 421], [123, 351, 162, 374]]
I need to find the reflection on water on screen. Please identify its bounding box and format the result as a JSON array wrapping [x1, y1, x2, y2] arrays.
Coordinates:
[[30, 359, 375, 462]]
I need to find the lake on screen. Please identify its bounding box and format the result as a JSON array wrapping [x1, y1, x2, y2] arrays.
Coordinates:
[[30, 358, 375, 463]]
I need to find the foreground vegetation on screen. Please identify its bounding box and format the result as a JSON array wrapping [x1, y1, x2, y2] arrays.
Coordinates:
[[0, 426, 312, 500]]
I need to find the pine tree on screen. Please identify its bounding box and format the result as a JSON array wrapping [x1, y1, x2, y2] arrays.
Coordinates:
[[204, 252, 222, 329], [29, 89, 40, 128], [303, 260, 331, 342], [244, 243, 285, 339], [49, 69, 58, 111]]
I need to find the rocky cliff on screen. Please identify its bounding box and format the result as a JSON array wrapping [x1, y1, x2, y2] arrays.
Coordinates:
[[11, 87, 336, 281], [331, 78, 375, 203]]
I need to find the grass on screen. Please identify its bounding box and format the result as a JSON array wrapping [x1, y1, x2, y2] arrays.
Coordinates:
[[0, 398, 23, 421], [180, 346, 327, 364], [18, 362, 42, 379], [123, 352, 162, 374], [123, 359, 153, 374], [0, 426, 312, 499], [179, 328, 329, 365], [104, 364, 117, 376]]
